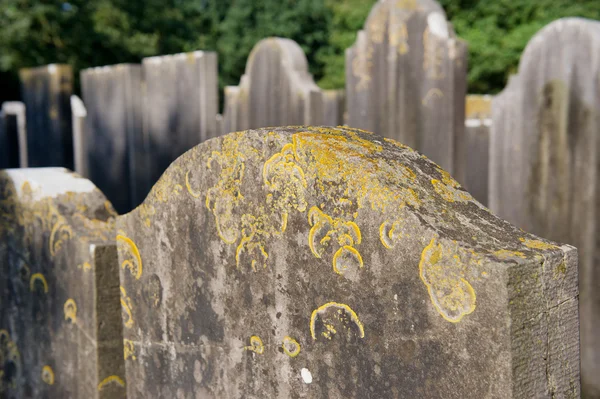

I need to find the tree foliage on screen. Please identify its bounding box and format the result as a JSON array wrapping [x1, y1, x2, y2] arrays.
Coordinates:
[[1, 0, 600, 103]]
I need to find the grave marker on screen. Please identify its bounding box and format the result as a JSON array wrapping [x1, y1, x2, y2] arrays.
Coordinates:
[[0, 168, 125, 398], [222, 38, 342, 134], [346, 0, 467, 183], [489, 18, 600, 397], [117, 126, 579, 398], [81, 64, 144, 214], [142, 51, 218, 197], [19, 65, 73, 168], [0, 101, 27, 168], [464, 95, 492, 205], [71, 95, 88, 178]]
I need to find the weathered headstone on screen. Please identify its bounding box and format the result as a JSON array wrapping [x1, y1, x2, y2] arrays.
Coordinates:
[[117, 126, 579, 398], [19, 65, 73, 169], [81, 64, 144, 213], [0, 168, 125, 398], [222, 38, 342, 134], [0, 101, 27, 169], [464, 95, 492, 205], [346, 0, 467, 183], [488, 18, 600, 397], [71, 95, 88, 178], [142, 51, 218, 199]]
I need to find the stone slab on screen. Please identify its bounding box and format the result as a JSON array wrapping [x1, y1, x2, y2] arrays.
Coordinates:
[[117, 126, 579, 398], [19, 65, 73, 169], [346, 0, 468, 183], [0, 168, 125, 398], [488, 18, 600, 397], [81, 64, 144, 214]]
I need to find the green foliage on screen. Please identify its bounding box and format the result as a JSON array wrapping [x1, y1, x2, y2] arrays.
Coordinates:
[[1, 0, 600, 103], [440, 0, 600, 93], [217, 0, 330, 89], [316, 0, 377, 89]]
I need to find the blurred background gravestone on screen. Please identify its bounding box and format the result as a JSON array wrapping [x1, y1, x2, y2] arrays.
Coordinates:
[[488, 18, 600, 398], [464, 94, 492, 205], [0, 168, 125, 398], [0, 101, 27, 169], [222, 38, 343, 134], [19, 65, 73, 169], [70, 95, 87, 178], [346, 0, 467, 184], [142, 51, 218, 200], [81, 64, 144, 213], [117, 126, 578, 398]]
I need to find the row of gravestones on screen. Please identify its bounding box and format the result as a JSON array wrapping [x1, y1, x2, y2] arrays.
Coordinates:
[[0, 126, 581, 398], [2, 8, 600, 396], [8, 0, 467, 215]]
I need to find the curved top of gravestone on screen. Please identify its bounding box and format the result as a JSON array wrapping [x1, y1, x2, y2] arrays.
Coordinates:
[[518, 17, 600, 73], [0, 167, 117, 247], [237, 37, 319, 93], [116, 126, 575, 398], [359, 0, 453, 42]]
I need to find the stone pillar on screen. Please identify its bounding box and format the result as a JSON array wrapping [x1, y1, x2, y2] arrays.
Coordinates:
[[19, 65, 73, 168]]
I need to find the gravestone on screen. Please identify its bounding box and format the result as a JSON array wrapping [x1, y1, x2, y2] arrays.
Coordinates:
[[19, 65, 73, 169], [117, 126, 579, 398], [81, 64, 144, 213], [464, 95, 492, 205], [142, 51, 218, 200], [0, 102, 27, 169], [346, 0, 467, 183], [0, 168, 125, 398], [71, 95, 88, 177], [222, 38, 342, 134], [488, 18, 600, 397]]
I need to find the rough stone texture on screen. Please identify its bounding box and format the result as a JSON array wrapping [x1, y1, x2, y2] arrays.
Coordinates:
[[81, 64, 144, 214], [0, 102, 27, 169], [70, 95, 88, 178], [117, 126, 579, 398], [464, 95, 492, 205], [19, 64, 73, 169], [346, 0, 467, 184], [142, 51, 218, 203], [0, 168, 125, 398], [488, 18, 600, 398], [222, 38, 342, 134]]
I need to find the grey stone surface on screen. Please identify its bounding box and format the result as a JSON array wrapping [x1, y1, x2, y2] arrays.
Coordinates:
[[0, 168, 125, 398], [81, 64, 144, 214], [70, 95, 88, 178], [19, 64, 73, 169], [142, 51, 218, 201], [488, 18, 600, 398], [0, 101, 27, 169], [464, 95, 492, 205], [117, 126, 579, 398], [345, 0, 467, 184], [222, 38, 342, 134]]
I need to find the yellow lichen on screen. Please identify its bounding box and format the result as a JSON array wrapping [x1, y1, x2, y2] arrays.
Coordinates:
[[244, 335, 264, 354], [492, 249, 526, 260], [117, 234, 142, 280], [282, 336, 301, 358], [41, 365, 54, 385], [97, 375, 125, 391], [419, 237, 477, 323], [519, 237, 557, 250], [29, 273, 48, 293], [120, 286, 134, 328], [123, 339, 136, 360], [310, 302, 365, 340], [63, 298, 77, 323]]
